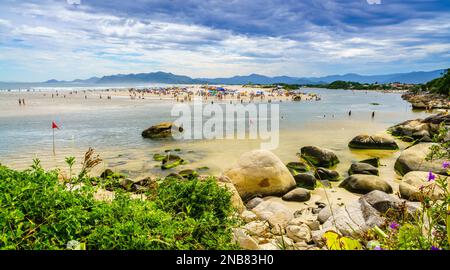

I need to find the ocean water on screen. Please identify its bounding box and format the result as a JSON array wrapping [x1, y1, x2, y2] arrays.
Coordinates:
[[0, 87, 432, 181]]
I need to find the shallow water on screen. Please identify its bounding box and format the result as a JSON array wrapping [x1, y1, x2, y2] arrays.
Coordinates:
[[0, 87, 432, 186]]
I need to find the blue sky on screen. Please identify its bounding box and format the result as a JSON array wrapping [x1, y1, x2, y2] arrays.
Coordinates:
[[0, 0, 449, 82]]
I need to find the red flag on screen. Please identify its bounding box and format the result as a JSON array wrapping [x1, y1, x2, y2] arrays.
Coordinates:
[[52, 121, 60, 129]]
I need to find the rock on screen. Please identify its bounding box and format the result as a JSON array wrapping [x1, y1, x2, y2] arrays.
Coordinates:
[[360, 157, 380, 168], [361, 190, 402, 213], [161, 154, 185, 170], [286, 162, 310, 174], [288, 217, 320, 231], [293, 173, 316, 190], [165, 173, 184, 180], [100, 169, 114, 179], [282, 188, 311, 202], [225, 150, 296, 201], [300, 146, 339, 168], [232, 228, 259, 250], [286, 224, 312, 243], [317, 206, 333, 224], [252, 200, 295, 230], [119, 178, 135, 191], [348, 162, 379, 176], [394, 143, 448, 176], [348, 135, 399, 150], [178, 169, 198, 179], [314, 167, 340, 181], [217, 180, 245, 213], [388, 114, 448, 142], [319, 198, 385, 237], [242, 221, 271, 237], [339, 174, 393, 194], [246, 197, 264, 210], [241, 210, 258, 223], [274, 236, 295, 248], [141, 122, 183, 139], [399, 171, 447, 201]]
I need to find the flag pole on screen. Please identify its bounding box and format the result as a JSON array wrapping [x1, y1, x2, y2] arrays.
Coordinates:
[[53, 127, 55, 156]]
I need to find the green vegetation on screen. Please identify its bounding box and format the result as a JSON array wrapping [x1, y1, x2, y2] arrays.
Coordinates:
[[425, 69, 450, 96], [0, 155, 238, 250]]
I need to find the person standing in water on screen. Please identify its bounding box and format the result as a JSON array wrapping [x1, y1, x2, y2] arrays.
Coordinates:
[[372, 111, 375, 118], [18, 99, 22, 105], [348, 110, 352, 116]]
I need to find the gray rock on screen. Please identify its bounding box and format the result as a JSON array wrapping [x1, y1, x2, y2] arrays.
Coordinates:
[[319, 198, 385, 237], [300, 146, 339, 168], [252, 200, 295, 230], [394, 143, 448, 176], [348, 162, 379, 176], [246, 197, 264, 210], [339, 174, 393, 194], [361, 190, 402, 213], [293, 173, 316, 190], [282, 188, 311, 202], [314, 167, 340, 181], [348, 135, 399, 150], [360, 157, 380, 168]]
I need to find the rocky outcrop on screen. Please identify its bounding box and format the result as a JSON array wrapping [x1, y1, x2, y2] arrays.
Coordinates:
[[348, 162, 379, 176], [402, 93, 450, 110], [388, 113, 450, 142], [394, 143, 448, 176], [225, 150, 296, 201], [339, 174, 393, 194], [348, 135, 399, 150], [300, 146, 339, 168], [142, 122, 183, 139]]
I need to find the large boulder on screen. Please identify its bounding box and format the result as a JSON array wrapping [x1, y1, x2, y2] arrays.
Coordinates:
[[348, 162, 379, 176], [394, 143, 448, 176], [225, 150, 296, 201], [317, 198, 385, 238], [339, 174, 393, 194], [300, 146, 339, 168], [348, 135, 399, 150], [282, 188, 311, 202], [141, 122, 183, 139], [387, 114, 450, 142], [399, 171, 447, 201]]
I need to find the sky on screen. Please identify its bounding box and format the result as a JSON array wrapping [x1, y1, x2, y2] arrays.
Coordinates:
[[0, 0, 449, 82]]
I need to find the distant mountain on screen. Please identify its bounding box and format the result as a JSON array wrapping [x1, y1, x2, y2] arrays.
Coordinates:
[[306, 69, 445, 84], [0, 69, 446, 89], [96, 72, 203, 84]]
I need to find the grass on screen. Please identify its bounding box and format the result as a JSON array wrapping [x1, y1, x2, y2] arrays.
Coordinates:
[[0, 156, 238, 250]]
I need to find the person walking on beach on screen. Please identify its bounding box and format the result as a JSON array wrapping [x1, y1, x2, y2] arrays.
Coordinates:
[[348, 110, 352, 116], [372, 111, 375, 118], [18, 99, 22, 105]]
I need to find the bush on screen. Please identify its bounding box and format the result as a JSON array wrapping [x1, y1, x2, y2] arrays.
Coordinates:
[[0, 160, 238, 250]]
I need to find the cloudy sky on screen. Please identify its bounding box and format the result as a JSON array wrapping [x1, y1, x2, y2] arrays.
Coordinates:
[[0, 0, 449, 82]]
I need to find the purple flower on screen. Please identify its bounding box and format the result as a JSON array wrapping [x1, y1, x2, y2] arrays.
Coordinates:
[[428, 171, 436, 182], [431, 246, 440, 250], [389, 222, 400, 230], [443, 161, 450, 169], [374, 246, 383, 250]]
